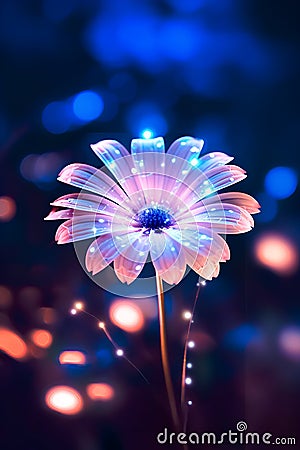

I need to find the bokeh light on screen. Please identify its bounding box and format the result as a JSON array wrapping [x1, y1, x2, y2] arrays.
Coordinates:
[[59, 351, 86, 365], [0, 286, 13, 309], [254, 233, 299, 275], [0, 328, 27, 360], [30, 329, 53, 349], [0, 196, 16, 222], [279, 327, 300, 360], [42, 101, 72, 134], [86, 383, 115, 401], [20, 152, 64, 185], [72, 90, 104, 122], [45, 386, 83, 415], [224, 324, 261, 350], [109, 300, 144, 333], [38, 307, 57, 325], [264, 167, 298, 199]]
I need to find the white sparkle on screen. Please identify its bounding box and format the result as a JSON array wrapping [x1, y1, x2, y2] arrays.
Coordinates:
[[185, 377, 192, 385], [188, 401, 193, 406], [187, 363, 192, 369], [135, 265, 142, 271], [90, 246, 95, 253], [70, 309, 77, 315], [183, 311, 192, 320], [188, 341, 195, 348], [131, 168, 137, 174], [116, 349, 124, 357]]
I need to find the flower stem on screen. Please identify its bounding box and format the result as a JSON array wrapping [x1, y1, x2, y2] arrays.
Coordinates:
[[155, 272, 180, 431]]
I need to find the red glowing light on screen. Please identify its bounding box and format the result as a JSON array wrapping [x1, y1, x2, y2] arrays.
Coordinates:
[[0, 328, 27, 359], [109, 300, 144, 333], [45, 386, 83, 415], [254, 233, 298, 275], [30, 329, 53, 348], [86, 383, 115, 401], [0, 196, 16, 222], [59, 351, 86, 365]]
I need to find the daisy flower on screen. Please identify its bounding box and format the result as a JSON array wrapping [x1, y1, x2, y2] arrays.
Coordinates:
[[45, 136, 259, 285]]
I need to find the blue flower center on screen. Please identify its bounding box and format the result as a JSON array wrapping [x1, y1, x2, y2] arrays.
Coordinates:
[[138, 207, 174, 230]]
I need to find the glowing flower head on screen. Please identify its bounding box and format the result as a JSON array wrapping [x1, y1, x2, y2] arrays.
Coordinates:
[[45, 137, 259, 285]]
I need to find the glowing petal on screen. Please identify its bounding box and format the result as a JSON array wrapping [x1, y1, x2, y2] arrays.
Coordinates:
[[149, 231, 186, 285], [131, 137, 165, 154], [114, 234, 150, 284], [167, 136, 204, 163], [58, 163, 128, 204], [202, 192, 260, 214]]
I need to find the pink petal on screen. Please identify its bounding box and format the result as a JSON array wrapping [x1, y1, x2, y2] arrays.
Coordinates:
[[177, 164, 247, 205], [85, 237, 111, 275], [183, 246, 222, 280], [149, 231, 186, 285], [114, 234, 150, 284], [90, 139, 130, 170], [55, 215, 130, 244], [57, 163, 128, 205], [44, 208, 86, 221], [85, 230, 145, 276], [50, 193, 131, 218], [90, 141, 146, 206], [179, 203, 254, 234], [198, 152, 234, 172], [165, 227, 230, 262], [202, 192, 260, 214]]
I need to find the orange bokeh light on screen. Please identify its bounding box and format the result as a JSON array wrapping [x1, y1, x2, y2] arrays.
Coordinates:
[[59, 351, 86, 365], [86, 383, 115, 401], [254, 233, 298, 275], [30, 329, 53, 348], [0, 328, 27, 359], [109, 300, 144, 333], [0, 196, 16, 222], [45, 386, 83, 415]]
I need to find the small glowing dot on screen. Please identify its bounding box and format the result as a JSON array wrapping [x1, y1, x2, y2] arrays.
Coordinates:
[[188, 341, 195, 348], [70, 309, 77, 315], [135, 265, 142, 271], [185, 377, 192, 385], [116, 349, 124, 357], [183, 311, 192, 320], [141, 129, 153, 139], [187, 363, 192, 369], [188, 401, 193, 405], [131, 168, 137, 174], [190, 158, 199, 167], [98, 322, 105, 329], [75, 302, 83, 310], [200, 280, 206, 286]]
